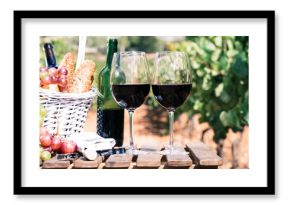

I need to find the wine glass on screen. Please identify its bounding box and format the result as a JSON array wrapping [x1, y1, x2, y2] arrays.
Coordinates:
[[110, 51, 150, 153], [152, 51, 192, 154]]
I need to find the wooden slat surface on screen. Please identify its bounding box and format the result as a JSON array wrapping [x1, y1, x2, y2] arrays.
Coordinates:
[[105, 154, 133, 168], [137, 153, 162, 168], [42, 157, 71, 169], [166, 154, 192, 167], [186, 142, 223, 167], [136, 143, 163, 168], [74, 156, 102, 169], [40, 142, 223, 169], [165, 145, 192, 168]]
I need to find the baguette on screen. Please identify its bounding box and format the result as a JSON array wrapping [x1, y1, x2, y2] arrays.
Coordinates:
[[70, 60, 95, 93], [58, 52, 75, 92]]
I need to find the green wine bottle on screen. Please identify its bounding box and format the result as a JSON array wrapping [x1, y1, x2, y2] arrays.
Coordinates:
[[97, 38, 124, 147]]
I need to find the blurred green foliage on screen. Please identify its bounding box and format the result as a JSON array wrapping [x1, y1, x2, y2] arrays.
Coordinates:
[[126, 37, 162, 52], [39, 36, 79, 67], [173, 36, 249, 140]]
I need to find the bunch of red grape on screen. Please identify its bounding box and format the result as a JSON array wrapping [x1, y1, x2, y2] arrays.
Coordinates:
[[39, 127, 77, 161], [39, 67, 68, 90]]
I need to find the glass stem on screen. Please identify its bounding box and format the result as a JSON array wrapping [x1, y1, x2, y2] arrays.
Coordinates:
[[128, 110, 135, 149], [169, 111, 174, 150]]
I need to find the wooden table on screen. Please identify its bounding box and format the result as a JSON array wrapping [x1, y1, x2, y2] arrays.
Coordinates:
[[41, 141, 223, 169]]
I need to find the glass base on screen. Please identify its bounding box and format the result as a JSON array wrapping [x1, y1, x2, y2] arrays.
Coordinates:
[[125, 145, 139, 155], [124, 145, 189, 156], [161, 145, 189, 155]]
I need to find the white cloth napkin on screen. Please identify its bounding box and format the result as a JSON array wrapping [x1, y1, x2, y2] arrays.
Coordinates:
[[68, 132, 116, 160]]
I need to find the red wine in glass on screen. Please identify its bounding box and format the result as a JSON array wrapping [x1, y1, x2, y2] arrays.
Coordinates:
[[111, 84, 150, 111], [152, 83, 191, 112]]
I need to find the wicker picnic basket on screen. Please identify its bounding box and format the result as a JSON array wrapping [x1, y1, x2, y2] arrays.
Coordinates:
[[39, 87, 98, 138]]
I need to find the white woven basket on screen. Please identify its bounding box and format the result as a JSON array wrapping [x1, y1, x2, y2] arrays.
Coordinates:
[[39, 87, 98, 138]]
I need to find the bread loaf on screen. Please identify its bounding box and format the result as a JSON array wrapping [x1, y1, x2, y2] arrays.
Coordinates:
[[71, 60, 95, 93]]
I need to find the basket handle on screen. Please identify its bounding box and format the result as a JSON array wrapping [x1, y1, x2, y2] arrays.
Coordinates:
[[75, 36, 87, 70]]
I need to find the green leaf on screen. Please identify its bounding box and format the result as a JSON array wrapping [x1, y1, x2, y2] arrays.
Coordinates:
[[211, 48, 221, 61], [205, 40, 216, 51], [202, 74, 212, 90], [215, 83, 224, 97], [214, 36, 222, 47], [232, 56, 248, 79], [240, 91, 249, 124], [219, 90, 231, 104], [243, 112, 249, 124], [193, 100, 203, 111], [226, 39, 234, 50], [219, 53, 228, 70], [192, 60, 200, 69], [220, 110, 241, 128], [196, 69, 205, 77]]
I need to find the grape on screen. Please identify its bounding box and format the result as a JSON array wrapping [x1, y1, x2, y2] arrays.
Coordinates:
[[59, 74, 67, 80], [58, 78, 67, 87], [50, 76, 58, 84], [51, 136, 62, 151], [40, 150, 51, 161], [39, 71, 49, 80], [61, 140, 77, 154], [39, 105, 47, 127], [40, 147, 44, 155], [39, 67, 48, 72], [43, 146, 52, 152], [42, 75, 52, 85], [40, 127, 49, 136], [48, 67, 58, 77], [40, 134, 52, 147], [58, 75, 67, 87], [58, 67, 68, 75]]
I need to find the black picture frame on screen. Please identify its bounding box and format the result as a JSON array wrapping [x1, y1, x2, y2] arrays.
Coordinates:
[[14, 10, 275, 195]]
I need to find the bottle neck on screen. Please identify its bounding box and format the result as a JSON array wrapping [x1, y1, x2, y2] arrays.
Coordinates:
[[105, 41, 118, 68], [44, 43, 57, 68]]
